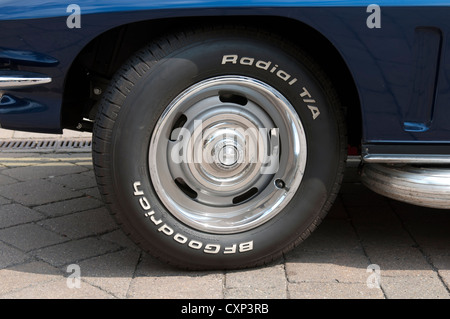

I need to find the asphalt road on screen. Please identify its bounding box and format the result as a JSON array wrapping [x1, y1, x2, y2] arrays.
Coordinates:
[[0, 130, 448, 299]]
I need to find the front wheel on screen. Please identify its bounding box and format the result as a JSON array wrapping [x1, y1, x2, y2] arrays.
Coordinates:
[[93, 27, 347, 270]]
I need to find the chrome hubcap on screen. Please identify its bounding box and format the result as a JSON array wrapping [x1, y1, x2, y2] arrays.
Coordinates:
[[149, 76, 307, 234], [217, 144, 238, 167]]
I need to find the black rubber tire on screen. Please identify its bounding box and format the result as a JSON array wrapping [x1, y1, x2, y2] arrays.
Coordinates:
[[93, 26, 347, 270]]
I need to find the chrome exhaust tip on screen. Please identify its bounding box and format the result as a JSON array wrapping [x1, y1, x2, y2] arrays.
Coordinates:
[[361, 164, 450, 209]]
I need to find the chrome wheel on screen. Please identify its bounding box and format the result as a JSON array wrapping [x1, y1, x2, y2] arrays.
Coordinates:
[[149, 76, 307, 234]]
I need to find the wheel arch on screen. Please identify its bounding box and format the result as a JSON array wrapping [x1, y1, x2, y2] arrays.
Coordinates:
[[61, 15, 362, 150]]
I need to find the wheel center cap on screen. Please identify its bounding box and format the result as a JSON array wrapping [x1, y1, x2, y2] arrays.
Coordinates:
[[218, 145, 238, 167]]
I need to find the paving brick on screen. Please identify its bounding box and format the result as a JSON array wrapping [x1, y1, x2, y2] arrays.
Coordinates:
[[77, 249, 141, 298], [428, 254, 450, 289], [225, 263, 287, 299], [285, 250, 370, 284], [128, 254, 224, 299], [1, 279, 114, 299], [0, 179, 83, 206], [1, 163, 88, 181], [38, 207, 118, 239], [0, 204, 45, 228], [381, 274, 449, 299], [129, 273, 224, 299], [0, 195, 11, 205], [34, 196, 104, 217], [0, 242, 28, 269], [0, 223, 68, 252], [340, 183, 391, 207], [0, 261, 61, 296], [33, 237, 121, 267], [0, 173, 18, 186], [345, 204, 403, 226], [80, 186, 102, 200], [394, 207, 450, 255], [48, 172, 97, 190], [290, 219, 362, 253], [288, 282, 385, 299], [364, 246, 435, 277], [352, 225, 414, 249], [347, 205, 415, 248], [325, 197, 349, 220], [100, 229, 141, 251]]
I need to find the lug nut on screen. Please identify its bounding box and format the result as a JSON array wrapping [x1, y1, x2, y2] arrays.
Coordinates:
[[275, 179, 285, 189], [93, 87, 102, 95]]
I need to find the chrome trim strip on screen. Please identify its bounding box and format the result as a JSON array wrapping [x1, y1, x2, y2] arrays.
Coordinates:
[[363, 154, 450, 164], [0, 71, 51, 89]]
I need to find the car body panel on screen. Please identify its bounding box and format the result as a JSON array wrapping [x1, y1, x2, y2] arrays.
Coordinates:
[[1, 1, 450, 149], [1, 1, 450, 21]]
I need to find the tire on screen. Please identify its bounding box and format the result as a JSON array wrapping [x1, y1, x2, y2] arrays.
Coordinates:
[[93, 26, 347, 270]]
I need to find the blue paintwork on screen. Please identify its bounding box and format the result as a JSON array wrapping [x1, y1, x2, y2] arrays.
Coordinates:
[[0, 1, 450, 146], [0, 94, 46, 115], [1, 1, 450, 20], [0, 48, 59, 66]]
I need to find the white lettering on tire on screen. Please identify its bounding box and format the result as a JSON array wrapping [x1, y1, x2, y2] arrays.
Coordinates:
[[133, 181, 253, 255], [222, 54, 320, 119]]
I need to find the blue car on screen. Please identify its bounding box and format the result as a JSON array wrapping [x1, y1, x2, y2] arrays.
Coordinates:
[[1, 0, 449, 269]]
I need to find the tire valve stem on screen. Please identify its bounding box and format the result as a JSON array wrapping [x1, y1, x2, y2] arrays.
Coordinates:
[[274, 178, 286, 189]]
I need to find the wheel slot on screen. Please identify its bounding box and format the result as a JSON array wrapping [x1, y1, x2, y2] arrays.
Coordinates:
[[174, 177, 198, 199], [169, 114, 187, 141], [232, 187, 259, 205], [219, 92, 248, 106]]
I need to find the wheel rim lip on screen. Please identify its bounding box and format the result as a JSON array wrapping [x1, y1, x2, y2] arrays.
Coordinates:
[[149, 75, 307, 234]]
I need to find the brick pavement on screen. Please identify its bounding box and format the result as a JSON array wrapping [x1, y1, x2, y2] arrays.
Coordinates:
[[0, 130, 448, 299]]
